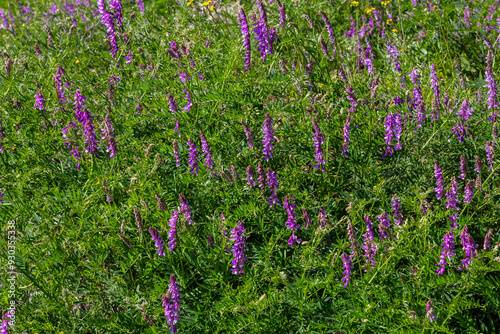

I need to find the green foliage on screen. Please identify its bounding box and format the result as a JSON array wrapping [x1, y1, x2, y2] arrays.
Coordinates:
[[0, 0, 500, 332]]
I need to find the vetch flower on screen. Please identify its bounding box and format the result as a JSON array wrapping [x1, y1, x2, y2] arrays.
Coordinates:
[[200, 131, 215, 171], [237, 8, 251, 71], [464, 181, 474, 203], [430, 64, 440, 115], [409, 68, 423, 106], [347, 221, 359, 257], [312, 119, 326, 171], [34, 90, 45, 111], [134, 207, 143, 234], [342, 113, 353, 158], [278, 2, 286, 28], [363, 40, 374, 75], [340, 252, 353, 288], [386, 40, 401, 73], [434, 162, 444, 199], [173, 140, 181, 167], [257, 162, 266, 190], [253, 0, 277, 62], [187, 138, 199, 175], [485, 140, 494, 172], [435, 230, 455, 276], [475, 155, 483, 173], [241, 120, 254, 149], [459, 155, 468, 179], [458, 99, 473, 122], [284, 194, 301, 247], [362, 215, 377, 269], [485, 50, 498, 119], [155, 192, 167, 211], [426, 300, 437, 322], [179, 193, 194, 225], [183, 90, 192, 112], [345, 86, 357, 112], [101, 112, 117, 158], [162, 275, 182, 332], [377, 212, 391, 241], [230, 221, 247, 274], [302, 208, 310, 229], [246, 166, 255, 187], [445, 177, 459, 211], [319, 11, 336, 50], [484, 229, 493, 250], [458, 226, 477, 270], [168, 210, 180, 251], [391, 195, 403, 225], [54, 66, 67, 106], [149, 227, 166, 256], [262, 113, 275, 160], [266, 168, 280, 208]]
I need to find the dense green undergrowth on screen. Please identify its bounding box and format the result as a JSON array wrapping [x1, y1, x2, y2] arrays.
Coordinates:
[[1, 0, 500, 332]]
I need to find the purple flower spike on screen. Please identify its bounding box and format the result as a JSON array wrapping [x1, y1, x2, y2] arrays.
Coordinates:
[[475, 156, 483, 173], [278, 3, 286, 28], [162, 275, 182, 333], [484, 229, 493, 250], [377, 212, 391, 241], [253, 0, 277, 62], [54, 66, 67, 106], [434, 162, 444, 199], [238, 8, 251, 71], [173, 140, 181, 167], [230, 221, 247, 275], [383, 113, 402, 157], [340, 252, 353, 288], [257, 162, 266, 190], [284, 194, 300, 247], [347, 221, 359, 257], [485, 140, 495, 172], [426, 300, 437, 322], [458, 226, 477, 270], [345, 86, 357, 112], [302, 208, 310, 229], [485, 51, 499, 119], [101, 112, 117, 158], [262, 113, 275, 160], [459, 155, 468, 179], [183, 90, 192, 112], [149, 227, 166, 256], [312, 119, 326, 171], [187, 138, 199, 175], [435, 229, 455, 277], [386, 40, 401, 73], [266, 168, 280, 208], [97, 0, 118, 58], [430, 64, 440, 114], [458, 100, 473, 122], [241, 121, 254, 149], [179, 194, 194, 225], [200, 131, 215, 171], [342, 114, 353, 158], [34, 91, 45, 111], [168, 211, 180, 251], [319, 11, 335, 50], [464, 181, 474, 203], [362, 215, 377, 269], [391, 195, 403, 225], [409, 68, 423, 106], [445, 177, 459, 211], [363, 40, 374, 75], [246, 166, 255, 187]]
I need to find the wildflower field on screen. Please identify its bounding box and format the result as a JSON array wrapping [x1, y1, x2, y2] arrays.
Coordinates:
[[1, 0, 500, 332]]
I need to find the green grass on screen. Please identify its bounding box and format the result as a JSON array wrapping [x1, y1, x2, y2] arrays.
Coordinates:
[[0, 0, 500, 332]]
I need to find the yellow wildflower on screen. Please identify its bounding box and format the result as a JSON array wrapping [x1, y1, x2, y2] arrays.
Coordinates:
[[365, 7, 375, 14], [187, 0, 194, 5], [210, 4, 214, 11], [392, 29, 398, 32], [75, 59, 80, 63], [387, 18, 393, 25], [202, 0, 211, 6]]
